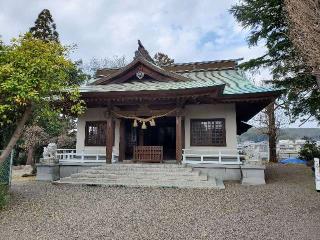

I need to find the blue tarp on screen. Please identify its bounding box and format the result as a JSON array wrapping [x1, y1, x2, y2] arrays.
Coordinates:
[[280, 158, 307, 165]]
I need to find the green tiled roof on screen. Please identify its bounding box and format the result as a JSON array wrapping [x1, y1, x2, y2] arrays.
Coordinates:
[[81, 69, 276, 95], [181, 69, 275, 95]]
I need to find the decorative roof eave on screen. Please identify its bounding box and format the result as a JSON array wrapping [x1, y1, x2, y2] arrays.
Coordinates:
[[219, 89, 283, 103], [81, 84, 225, 103], [91, 57, 191, 85], [173, 66, 235, 74], [166, 58, 243, 67], [81, 85, 224, 107], [229, 89, 283, 125]]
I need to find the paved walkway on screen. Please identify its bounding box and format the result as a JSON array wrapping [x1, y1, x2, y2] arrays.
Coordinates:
[[0, 164, 319, 240]]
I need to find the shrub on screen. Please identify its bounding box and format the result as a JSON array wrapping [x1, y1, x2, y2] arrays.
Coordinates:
[[299, 141, 320, 166], [0, 184, 9, 210]]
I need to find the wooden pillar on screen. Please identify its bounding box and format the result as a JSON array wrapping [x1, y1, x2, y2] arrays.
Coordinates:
[[119, 119, 125, 162], [106, 116, 114, 164], [138, 128, 144, 146], [176, 115, 182, 163]]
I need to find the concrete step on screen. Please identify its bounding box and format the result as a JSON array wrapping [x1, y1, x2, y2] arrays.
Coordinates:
[[57, 177, 222, 189], [89, 166, 192, 172], [95, 163, 188, 169], [83, 168, 193, 174], [81, 169, 197, 176], [56, 164, 225, 189], [70, 173, 207, 181]]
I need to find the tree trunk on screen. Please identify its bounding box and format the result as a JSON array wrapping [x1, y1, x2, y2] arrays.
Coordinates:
[[266, 102, 277, 163], [0, 105, 33, 164], [26, 147, 35, 166]]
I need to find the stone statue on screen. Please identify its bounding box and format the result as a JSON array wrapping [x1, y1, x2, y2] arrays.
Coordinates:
[[41, 143, 58, 164]]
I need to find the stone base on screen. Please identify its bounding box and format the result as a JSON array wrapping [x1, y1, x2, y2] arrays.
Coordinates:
[[56, 164, 224, 189], [190, 163, 266, 185], [241, 165, 266, 185], [36, 164, 60, 181], [59, 163, 103, 178], [191, 164, 242, 181]]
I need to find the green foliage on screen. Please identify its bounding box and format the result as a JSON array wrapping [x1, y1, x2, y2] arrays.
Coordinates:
[[0, 33, 86, 128], [299, 141, 320, 163], [57, 132, 76, 148], [0, 124, 15, 149], [0, 184, 8, 210], [22, 125, 49, 151], [13, 149, 27, 166], [230, 0, 320, 121], [29, 9, 59, 42]]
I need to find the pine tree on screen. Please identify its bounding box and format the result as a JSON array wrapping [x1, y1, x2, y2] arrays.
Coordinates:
[[230, 0, 320, 122], [29, 9, 59, 42], [230, 0, 320, 162]]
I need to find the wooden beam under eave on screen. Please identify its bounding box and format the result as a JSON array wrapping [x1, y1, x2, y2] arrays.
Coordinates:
[[105, 116, 114, 163], [176, 115, 183, 163], [119, 119, 126, 162]]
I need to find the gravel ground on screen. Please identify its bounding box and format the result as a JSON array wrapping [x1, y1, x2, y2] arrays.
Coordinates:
[[0, 164, 320, 240]]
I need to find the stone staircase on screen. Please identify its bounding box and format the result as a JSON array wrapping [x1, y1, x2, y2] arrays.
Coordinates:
[[56, 164, 225, 189]]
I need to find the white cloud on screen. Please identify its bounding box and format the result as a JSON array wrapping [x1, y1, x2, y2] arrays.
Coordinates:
[[0, 0, 317, 127], [0, 0, 239, 61]]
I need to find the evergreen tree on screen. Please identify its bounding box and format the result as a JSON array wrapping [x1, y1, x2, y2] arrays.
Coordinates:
[[29, 9, 59, 42], [230, 0, 320, 123]]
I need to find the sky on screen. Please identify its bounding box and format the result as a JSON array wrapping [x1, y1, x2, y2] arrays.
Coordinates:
[[0, 0, 318, 128]]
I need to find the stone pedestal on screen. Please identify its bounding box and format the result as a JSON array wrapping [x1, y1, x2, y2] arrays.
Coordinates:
[[241, 164, 266, 185], [36, 163, 60, 181], [191, 164, 242, 181]]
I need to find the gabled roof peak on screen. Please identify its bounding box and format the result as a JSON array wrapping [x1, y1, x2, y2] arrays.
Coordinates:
[[91, 56, 191, 85], [133, 40, 155, 63]]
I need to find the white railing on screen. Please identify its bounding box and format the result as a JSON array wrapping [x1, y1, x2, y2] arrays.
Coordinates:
[[56, 148, 119, 164], [314, 158, 320, 191], [182, 149, 242, 165]]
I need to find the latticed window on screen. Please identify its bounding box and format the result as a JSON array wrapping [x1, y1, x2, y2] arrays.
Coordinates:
[[85, 121, 107, 146], [190, 119, 226, 146]]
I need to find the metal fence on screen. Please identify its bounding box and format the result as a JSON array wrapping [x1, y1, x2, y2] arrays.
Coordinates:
[[0, 150, 13, 186]]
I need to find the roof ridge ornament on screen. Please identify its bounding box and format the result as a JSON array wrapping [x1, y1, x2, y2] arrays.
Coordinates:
[[134, 40, 155, 63]]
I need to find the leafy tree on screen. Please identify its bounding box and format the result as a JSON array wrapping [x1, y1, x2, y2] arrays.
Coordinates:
[[0, 33, 85, 164], [28, 10, 86, 166], [154, 52, 174, 66], [230, 0, 320, 123], [57, 132, 76, 149], [299, 140, 320, 165], [22, 125, 49, 166], [29, 9, 59, 42], [84, 56, 127, 78]]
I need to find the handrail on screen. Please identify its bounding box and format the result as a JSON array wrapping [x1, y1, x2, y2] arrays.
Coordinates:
[[182, 149, 242, 165], [55, 148, 119, 164]]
